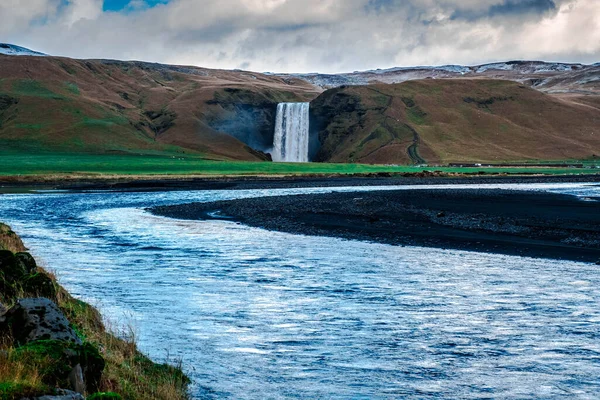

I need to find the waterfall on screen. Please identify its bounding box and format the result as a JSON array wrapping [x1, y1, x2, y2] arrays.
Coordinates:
[[272, 102, 310, 162]]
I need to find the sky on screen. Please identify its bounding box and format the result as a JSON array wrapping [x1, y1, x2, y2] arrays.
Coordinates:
[[1, 0, 599, 73]]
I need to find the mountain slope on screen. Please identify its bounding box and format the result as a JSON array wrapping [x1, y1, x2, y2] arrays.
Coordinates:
[[310, 80, 600, 164], [1, 46, 598, 165], [0, 54, 318, 160]]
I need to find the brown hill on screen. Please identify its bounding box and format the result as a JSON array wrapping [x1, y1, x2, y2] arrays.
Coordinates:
[[1, 53, 599, 165], [310, 80, 600, 164], [0, 55, 319, 160]]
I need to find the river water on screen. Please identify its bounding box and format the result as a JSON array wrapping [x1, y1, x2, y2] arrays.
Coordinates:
[[1, 183, 599, 399]]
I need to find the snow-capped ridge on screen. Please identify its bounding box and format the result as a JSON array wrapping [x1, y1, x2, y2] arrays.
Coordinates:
[[0, 43, 46, 57]]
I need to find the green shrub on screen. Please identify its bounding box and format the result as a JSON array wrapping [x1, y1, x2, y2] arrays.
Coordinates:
[[88, 392, 123, 400]]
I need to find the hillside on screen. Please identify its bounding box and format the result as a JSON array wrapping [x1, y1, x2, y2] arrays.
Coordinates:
[[310, 80, 600, 164], [0, 53, 318, 160], [1, 47, 599, 166]]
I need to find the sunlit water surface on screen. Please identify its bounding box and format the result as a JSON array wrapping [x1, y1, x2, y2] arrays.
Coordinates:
[[1, 183, 599, 399]]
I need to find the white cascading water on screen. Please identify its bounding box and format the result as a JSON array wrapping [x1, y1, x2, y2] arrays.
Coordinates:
[[272, 102, 310, 162]]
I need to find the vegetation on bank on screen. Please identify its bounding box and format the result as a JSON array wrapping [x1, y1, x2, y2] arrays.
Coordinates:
[[0, 223, 189, 400], [0, 153, 599, 179]]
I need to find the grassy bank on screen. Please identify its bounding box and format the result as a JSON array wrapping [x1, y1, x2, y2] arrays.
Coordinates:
[[1, 153, 599, 179], [0, 223, 189, 400]]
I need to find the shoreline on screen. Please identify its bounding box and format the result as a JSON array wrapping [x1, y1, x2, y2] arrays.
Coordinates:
[[2, 173, 600, 193], [0, 223, 190, 399], [150, 188, 600, 264]]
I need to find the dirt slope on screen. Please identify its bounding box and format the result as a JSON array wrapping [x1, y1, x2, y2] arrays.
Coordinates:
[[310, 79, 600, 164]]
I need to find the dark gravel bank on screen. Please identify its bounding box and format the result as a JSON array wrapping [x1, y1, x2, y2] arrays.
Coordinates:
[[151, 188, 600, 263], [2, 174, 600, 193]]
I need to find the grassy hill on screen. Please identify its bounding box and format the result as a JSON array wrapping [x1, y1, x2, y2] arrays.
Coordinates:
[[1, 54, 599, 169], [0, 55, 318, 161], [310, 79, 600, 164]]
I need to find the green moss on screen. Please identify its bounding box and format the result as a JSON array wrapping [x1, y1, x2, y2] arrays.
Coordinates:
[[80, 115, 129, 128], [14, 123, 47, 131], [65, 82, 80, 95], [400, 96, 427, 125], [14, 339, 105, 391], [406, 106, 427, 125], [15, 340, 78, 386], [11, 80, 64, 100], [88, 392, 123, 400]]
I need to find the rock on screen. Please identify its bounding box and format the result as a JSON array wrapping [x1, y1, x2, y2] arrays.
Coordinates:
[[68, 364, 85, 395], [0, 249, 28, 282], [23, 272, 57, 299], [79, 342, 106, 392], [0, 298, 82, 346], [0, 302, 6, 315], [16, 252, 38, 274]]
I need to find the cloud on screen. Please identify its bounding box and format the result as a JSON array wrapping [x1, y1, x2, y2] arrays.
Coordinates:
[[2, 0, 599, 73], [452, 0, 558, 20]]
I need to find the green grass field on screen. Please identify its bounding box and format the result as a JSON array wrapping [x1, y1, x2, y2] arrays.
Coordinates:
[[0, 153, 599, 178]]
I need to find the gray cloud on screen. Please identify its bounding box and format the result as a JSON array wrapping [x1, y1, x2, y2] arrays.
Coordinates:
[[452, 0, 558, 20], [1, 0, 598, 73]]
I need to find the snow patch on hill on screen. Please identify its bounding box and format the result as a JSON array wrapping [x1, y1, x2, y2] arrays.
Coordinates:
[[364, 65, 471, 75], [0, 44, 46, 56], [475, 63, 516, 73]]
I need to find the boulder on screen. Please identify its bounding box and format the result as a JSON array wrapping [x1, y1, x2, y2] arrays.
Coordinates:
[[0, 250, 27, 282], [16, 252, 38, 274], [0, 298, 82, 346], [68, 364, 85, 395], [79, 342, 106, 393], [23, 272, 57, 299]]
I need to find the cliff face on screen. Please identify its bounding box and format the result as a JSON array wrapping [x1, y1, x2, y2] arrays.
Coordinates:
[[310, 80, 600, 164], [204, 87, 311, 155], [0, 223, 189, 400]]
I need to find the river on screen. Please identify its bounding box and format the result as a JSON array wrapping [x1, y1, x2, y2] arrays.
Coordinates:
[[1, 183, 599, 399]]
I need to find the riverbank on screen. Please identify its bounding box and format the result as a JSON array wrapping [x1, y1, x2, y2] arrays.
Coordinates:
[[0, 223, 189, 400], [2, 173, 600, 193], [151, 188, 600, 264], [1, 153, 599, 184]]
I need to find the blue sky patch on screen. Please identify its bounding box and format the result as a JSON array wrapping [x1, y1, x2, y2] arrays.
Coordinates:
[[103, 0, 169, 12]]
